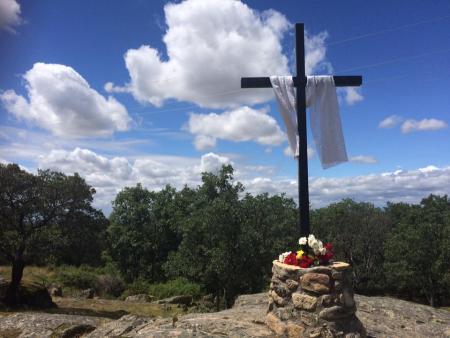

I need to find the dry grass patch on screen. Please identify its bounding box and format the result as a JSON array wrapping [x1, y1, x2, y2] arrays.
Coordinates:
[[50, 297, 185, 319]]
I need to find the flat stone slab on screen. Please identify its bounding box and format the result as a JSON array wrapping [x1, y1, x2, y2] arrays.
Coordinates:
[[1, 293, 449, 337]]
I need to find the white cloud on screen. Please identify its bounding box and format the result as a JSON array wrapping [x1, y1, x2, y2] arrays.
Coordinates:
[[199, 152, 231, 173], [379, 115, 403, 129], [0, 0, 21, 32], [108, 0, 330, 109], [244, 165, 450, 207], [193, 135, 216, 151], [401, 118, 447, 134], [343, 87, 363, 105], [187, 106, 285, 149], [283, 145, 315, 159], [37, 147, 233, 212], [7, 143, 449, 212], [349, 155, 378, 164], [305, 31, 331, 75], [1, 63, 131, 138]]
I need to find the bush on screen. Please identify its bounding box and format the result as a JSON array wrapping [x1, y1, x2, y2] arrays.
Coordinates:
[[56, 265, 97, 290], [96, 274, 125, 298], [148, 278, 202, 299], [121, 279, 153, 299]]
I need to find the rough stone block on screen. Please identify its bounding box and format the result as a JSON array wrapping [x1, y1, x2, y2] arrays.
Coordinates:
[[300, 311, 318, 326], [270, 290, 288, 307], [266, 313, 286, 336], [292, 292, 318, 311], [286, 279, 299, 291], [301, 273, 330, 294], [286, 323, 305, 337], [319, 305, 356, 320]]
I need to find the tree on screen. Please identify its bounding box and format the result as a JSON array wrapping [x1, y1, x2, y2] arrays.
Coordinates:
[[0, 163, 102, 305], [384, 195, 450, 306], [107, 184, 179, 282], [311, 199, 390, 294], [165, 165, 248, 308], [240, 193, 298, 291]]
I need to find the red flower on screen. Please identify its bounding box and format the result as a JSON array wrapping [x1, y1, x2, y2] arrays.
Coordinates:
[[324, 242, 333, 251], [299, 255, 314, 268], [283, 252, 298, 266]]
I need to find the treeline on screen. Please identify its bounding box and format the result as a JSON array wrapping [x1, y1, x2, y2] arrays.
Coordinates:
[[1, 163, 449, 307]]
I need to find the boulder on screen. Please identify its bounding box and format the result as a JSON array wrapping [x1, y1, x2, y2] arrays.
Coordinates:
[[48, 284, 62, 297], [125, 294, 154, 302], [79, 288, 95, 299]]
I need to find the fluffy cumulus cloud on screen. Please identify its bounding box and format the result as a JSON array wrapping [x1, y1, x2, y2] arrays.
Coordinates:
[[200, 152, 231, 173], [17, 145, 450, 212], [37, 147, 233, 211], [186, 106, 285, 150], [343, 87, 363, 105], [0, 0, 22, 32], [379, 115, 403, 129], [107, 0, 334, 109], [243, 165, 450, 207], [1, 63, 131, 138], [401, 118, 447, 134]]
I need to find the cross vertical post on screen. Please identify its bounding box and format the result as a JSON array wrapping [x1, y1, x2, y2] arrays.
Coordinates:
[[241, 23, 362, 237], [295, 23, 310, 237]]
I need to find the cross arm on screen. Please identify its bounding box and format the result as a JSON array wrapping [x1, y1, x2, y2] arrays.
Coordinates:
[[241, 76, 362, 88]]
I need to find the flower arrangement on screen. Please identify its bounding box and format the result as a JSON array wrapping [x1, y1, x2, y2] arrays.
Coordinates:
[[278, 234, 334, 268]]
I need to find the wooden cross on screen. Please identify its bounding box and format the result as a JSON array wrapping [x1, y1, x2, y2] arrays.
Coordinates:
[[241, 23, 362, 237]]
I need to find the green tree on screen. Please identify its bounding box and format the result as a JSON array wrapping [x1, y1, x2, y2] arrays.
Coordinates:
[[165, 165, 248, 308], [311, 199, 389, 294], [0, 163, 102, 305], [384, 195, 450, 306], [107, 184, 179, 282], [240, 193, 298, 291]]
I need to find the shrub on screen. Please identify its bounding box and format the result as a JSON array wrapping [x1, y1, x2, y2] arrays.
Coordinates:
[[148, 278, 202, 299], [96, 274, 125, 298], [121, 279, 153, 299], [55, 265, 97, 290]]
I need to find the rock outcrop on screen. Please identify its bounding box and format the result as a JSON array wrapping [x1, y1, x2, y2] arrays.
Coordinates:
[[0, 293, 449, 337]]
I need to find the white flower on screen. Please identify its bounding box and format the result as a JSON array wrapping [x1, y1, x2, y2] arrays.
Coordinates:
[[279, 251, 291, 263], [299, 237, 307, 245], [319, 247, 327, 255], [308, 234, 316, 246], [312, 242, 321, 255], [317, 240, 324, 249]]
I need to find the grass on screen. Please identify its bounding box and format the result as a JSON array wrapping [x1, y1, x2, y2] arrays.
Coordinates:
[[0, 266, 56, 287], [49, 297, 185, 319], [0, 265, 190, 320]]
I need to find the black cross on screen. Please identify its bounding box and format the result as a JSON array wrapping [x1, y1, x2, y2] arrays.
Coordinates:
[[241, 23, 362, 237]]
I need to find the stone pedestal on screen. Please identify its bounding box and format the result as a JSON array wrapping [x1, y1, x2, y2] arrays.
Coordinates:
[[267, 260, 366, 338]]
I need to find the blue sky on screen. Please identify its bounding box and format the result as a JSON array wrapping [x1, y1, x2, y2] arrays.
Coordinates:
[[1, 0, 449, 213]]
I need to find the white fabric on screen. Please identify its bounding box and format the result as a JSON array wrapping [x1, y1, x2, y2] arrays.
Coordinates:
[[270, 76, 299, 157], [270, 75, 348, 169]]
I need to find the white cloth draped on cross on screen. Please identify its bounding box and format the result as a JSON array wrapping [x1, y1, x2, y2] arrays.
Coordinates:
[[270, 75, 348, 169]]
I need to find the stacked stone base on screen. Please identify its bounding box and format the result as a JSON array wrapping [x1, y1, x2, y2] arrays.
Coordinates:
[[267, 261, 366, 338]]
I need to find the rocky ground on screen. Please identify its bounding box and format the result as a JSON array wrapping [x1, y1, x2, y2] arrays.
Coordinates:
[[0, 293, 449, 337]]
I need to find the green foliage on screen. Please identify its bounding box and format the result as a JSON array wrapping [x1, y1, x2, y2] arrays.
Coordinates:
[[121, 279, 153, 298], [311, 199, 390, 294], [55, 265, 125, 297], [384, 195, 450, 306], [147, 278, 202, 299], [107, 184, 180, 283], [0, 163, 106, 305], [56, 265, 98, 290]]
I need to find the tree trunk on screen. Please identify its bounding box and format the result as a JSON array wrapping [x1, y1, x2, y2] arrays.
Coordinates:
[[5, 258, 25, 306]]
